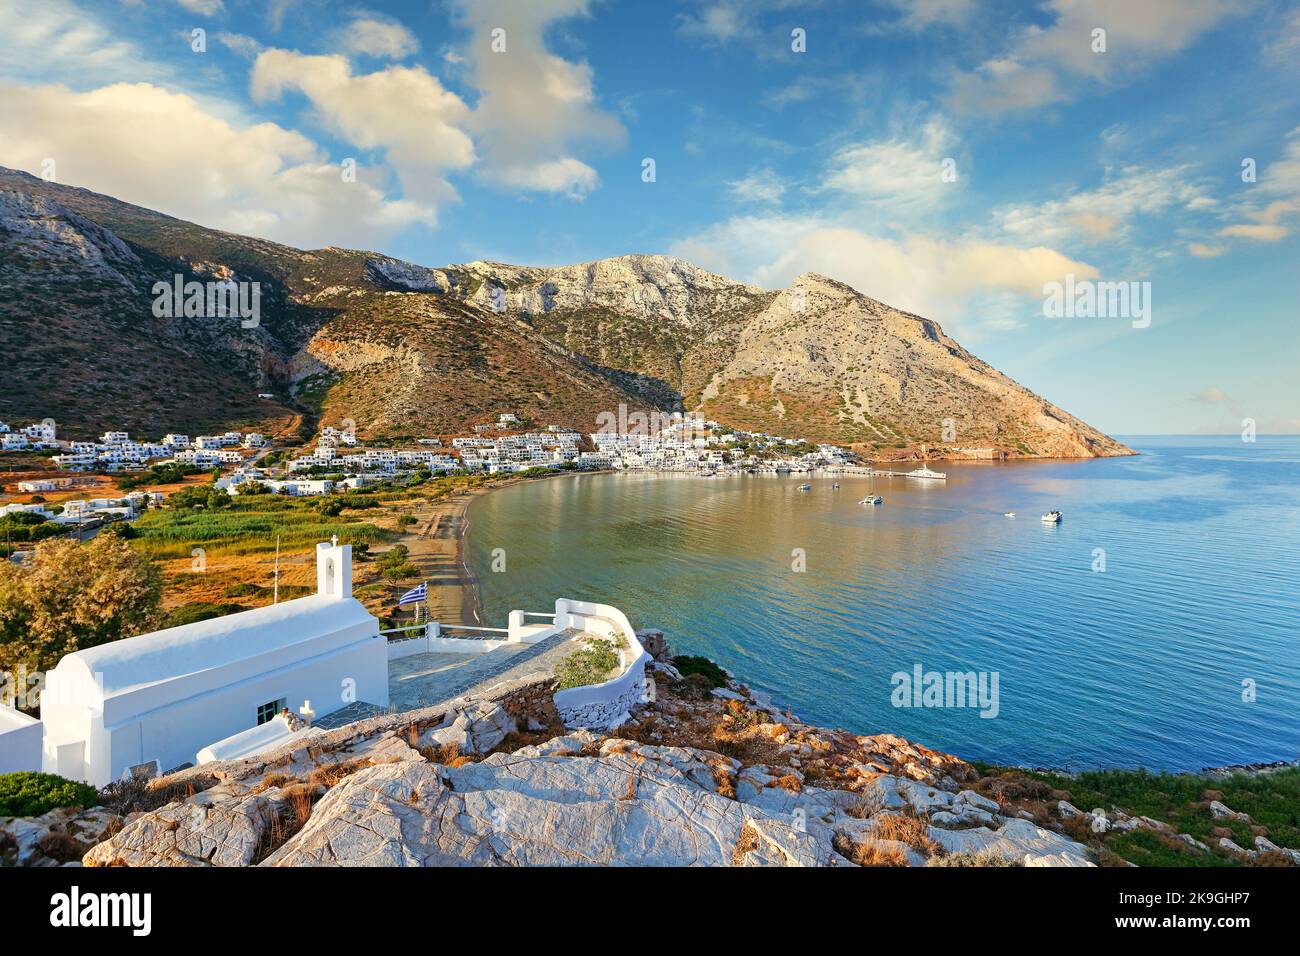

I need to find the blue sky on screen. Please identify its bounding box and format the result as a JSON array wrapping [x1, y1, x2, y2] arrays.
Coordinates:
[[1, 0, 1297, 434]]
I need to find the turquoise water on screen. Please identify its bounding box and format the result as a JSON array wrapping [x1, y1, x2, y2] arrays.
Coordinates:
[[466, 437, 1300, 771]]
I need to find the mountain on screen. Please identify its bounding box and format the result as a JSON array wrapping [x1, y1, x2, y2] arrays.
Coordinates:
[[0, 168, 1130, 457]]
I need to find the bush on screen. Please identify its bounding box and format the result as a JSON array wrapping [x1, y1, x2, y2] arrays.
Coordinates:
[[0, 772, 99, 817], [556, 639, 620, 690], [672, 655, 728, 688]]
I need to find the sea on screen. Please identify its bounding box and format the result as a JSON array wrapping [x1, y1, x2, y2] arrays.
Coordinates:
[[466, 436, 1300, 772]]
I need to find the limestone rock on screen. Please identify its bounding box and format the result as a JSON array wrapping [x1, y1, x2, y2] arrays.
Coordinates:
[[1209, 800, 1251, 823], [928, 818, 1094, 867], [263, 748, 851, 867], [84, 788, 287, 867]]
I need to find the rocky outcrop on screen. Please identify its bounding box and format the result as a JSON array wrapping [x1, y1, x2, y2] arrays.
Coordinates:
[[65, 653, 1100, 868]]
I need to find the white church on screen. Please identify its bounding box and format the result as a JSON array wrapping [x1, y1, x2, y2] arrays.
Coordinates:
[[31, 540, 388, 786]]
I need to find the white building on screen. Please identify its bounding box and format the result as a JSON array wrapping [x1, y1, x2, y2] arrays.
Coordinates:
[[37, 540, 387, 786]]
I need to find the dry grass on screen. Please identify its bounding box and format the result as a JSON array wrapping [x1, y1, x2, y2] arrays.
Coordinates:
[[871, 811, 940, 856], [731, 822, 761, 866], [99, 774, 214, 815], [833, 833, 910, 867], [307, 759, 368, 789], [34, 829, 90, 863], [843, 787, 885, 820]]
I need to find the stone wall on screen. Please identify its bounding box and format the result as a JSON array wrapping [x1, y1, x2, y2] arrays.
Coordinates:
[[556, 672, 649, 730]]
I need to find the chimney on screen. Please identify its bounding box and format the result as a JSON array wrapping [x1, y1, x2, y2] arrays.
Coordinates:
[[316, 539, 352, 599]]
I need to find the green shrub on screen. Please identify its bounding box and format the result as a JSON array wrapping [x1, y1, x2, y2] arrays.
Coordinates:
[[672, 655, 728, 688], [0, 772, 99, 817], [556, 639, 620, 690]]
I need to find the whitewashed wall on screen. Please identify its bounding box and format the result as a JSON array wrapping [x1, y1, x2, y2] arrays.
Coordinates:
[[552, 599, 650, 729], [0, 707, 42, 774]]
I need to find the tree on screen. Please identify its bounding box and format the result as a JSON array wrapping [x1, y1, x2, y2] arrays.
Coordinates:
[[0, 535, 164, 687]]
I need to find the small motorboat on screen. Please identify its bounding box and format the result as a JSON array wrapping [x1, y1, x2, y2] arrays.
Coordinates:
[[1041, 511, 1062, 523], [1003, 512, 1016, 518], [832, 482, 841, 489], [859, 495, 882, 505], [798, 483, 812, 492]]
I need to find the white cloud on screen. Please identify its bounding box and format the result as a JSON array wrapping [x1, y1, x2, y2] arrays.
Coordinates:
[[1187, 242, 1225, 258], [217, 32, 263, 58], [726, 168, 786, 204], [1263, 6, 1300, 66], [948, 0, 1246, 116], [820, 120, 957, 214], [995, 164, 1213, 247], [1216, 128, 1300, 243], [0, 82, 434, 249], [672, 214, 1098, 335], [495, 158, 600, 199], [450, 0, 624, 198], [251, 50, 475, 203], [175, 0, 224, 15], [677, 2, 748, 42], [338, 15, 420, 59], [0, 0, 163, 85], [875, 0, 976, 31], [675, 0, 814, 48]]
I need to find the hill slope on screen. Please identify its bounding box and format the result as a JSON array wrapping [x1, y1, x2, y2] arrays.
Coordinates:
[[0, 168, 1129, 457]]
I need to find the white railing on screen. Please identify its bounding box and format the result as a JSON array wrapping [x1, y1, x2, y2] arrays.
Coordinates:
[[382, 610, 561, 660]]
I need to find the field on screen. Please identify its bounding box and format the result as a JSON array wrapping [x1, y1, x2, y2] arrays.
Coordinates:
[[127, 472, 529, 625]]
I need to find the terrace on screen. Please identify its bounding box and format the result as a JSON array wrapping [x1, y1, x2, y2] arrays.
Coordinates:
[[378, 599, 651, 722]]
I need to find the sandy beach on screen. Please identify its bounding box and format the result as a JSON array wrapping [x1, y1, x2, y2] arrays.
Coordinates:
[[394, 469, 610, 629], [395, 484, 493, 627]]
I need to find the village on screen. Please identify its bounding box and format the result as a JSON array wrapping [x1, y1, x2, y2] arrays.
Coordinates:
[[0, 412, 856, 530]]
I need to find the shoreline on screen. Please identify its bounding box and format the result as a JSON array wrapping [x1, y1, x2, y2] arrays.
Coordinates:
[[407, 468, 610, 630]]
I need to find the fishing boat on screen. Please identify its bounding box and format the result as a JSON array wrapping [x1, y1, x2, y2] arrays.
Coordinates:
[[905, 465, 947, 480], [859, 495, 882, 505], [1041, 511, 1062, 523], [1003, 512, 1016, 518]]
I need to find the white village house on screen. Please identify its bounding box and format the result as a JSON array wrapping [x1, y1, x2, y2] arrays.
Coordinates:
[[34, 539, 388, 786]]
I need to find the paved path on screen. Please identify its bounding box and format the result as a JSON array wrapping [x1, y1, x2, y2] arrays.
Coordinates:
[[386, 629, 589, 712]]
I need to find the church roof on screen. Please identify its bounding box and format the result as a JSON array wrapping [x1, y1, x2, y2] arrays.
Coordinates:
[[57, 595, 377, 701]]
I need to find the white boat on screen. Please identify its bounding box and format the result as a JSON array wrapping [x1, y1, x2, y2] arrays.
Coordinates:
[[1041, 511, 1062, 523], [1003, 512, 1016, 518], [798, 483, 811, 492], [859, 495, 882, 505], [832, 482, 841, 489], [905, 465, 947, 480]]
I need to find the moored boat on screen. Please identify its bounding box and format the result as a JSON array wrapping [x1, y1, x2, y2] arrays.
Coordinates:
[[905, 465, 947, 480]]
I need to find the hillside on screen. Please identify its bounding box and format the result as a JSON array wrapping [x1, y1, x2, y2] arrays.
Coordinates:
[[0, 168, 1129, 457]]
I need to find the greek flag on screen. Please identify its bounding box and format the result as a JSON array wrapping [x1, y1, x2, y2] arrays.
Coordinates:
[[398, 582, 427, 606]]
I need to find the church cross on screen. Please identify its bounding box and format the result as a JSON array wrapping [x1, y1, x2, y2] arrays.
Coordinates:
[[299, 699, 316, 725]]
